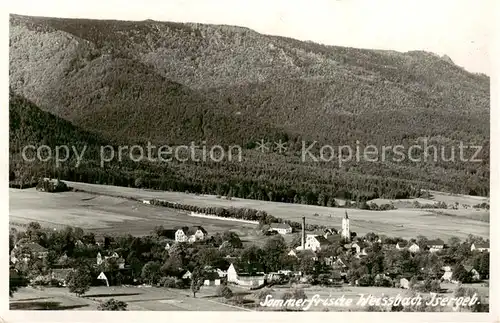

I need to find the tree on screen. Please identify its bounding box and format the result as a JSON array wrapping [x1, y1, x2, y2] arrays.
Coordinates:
[[262, 235, 287, 272], [190, 267, 205, 298], [141, 261, 161, 285], [299, 254, 315, 275], [222, 231, 243, 249], [197, 248, 224, 268], [67, 267, 92, 297], [26, 221, 42, 243], [453, 264, 473, 283], [447, 236, 461, 247], [98, 298, 128, 311], [9, 269, 27, 297], [134, 177, 144, 188]]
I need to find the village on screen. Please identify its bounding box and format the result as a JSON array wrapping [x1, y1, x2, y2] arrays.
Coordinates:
[[9, 206, 490, 311]]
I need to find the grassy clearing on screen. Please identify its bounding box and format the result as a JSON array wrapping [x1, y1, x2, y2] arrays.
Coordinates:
[[9, 188, 259, 238], [51, 181, 490, 240]]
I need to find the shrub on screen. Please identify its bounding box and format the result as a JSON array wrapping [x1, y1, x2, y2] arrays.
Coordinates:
[[97, 298, 128, 311], [216, 285, 233, 299], [160, 276, 177, 288]]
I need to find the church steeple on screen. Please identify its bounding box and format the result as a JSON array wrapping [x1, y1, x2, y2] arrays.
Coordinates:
[[341, 211, 350, 241]]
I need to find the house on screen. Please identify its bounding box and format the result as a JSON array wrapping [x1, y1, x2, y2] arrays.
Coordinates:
[[75, 240, 85, 248], [95, 236, 110, 248], [116, 257, 126, 269], [441, 270, 453, 282], [399, 278, 410, 289], [174, 226, 208, 243], [395, 241, 420, 253], [180, 270, 192, 280], [351, 241, 369, 255], [441, 266, 458, 283], [97, 271, 110, 287], [395, 242, 407, 250], [50, 269, 74, 287], [216, 268, 227, 278], [288, 250, 298, 258], [203, 271, 224, 286], [324, 228, 338, 237], [268, 223, 292, 234], [10, 242, 48, 264], [464, 265, 481, 281], [426, 239, 445, 252], [227, 263, 266, 288], [323, 256, 335, 266], [164, 242, 172, 250], [96, 252, 103, 265], [471, 242, 490, 252], [408, 243, 420, 253], [298, 235, 331, 252]]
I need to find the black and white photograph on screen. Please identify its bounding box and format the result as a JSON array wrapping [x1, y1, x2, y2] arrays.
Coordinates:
[[4, 0, 496, 319]]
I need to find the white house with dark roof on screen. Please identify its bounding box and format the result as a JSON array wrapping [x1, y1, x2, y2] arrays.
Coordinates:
[[471, 242, 490, 252], [408, 243, 421, 253], [268, 223, 292, 234], [395, 241, 420, 253], [426, 239, 445, 253], [174, 226, 208, 243], [298, 234, 331, 252]]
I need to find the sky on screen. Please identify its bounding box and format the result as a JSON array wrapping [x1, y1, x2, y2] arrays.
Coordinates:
[[6, 0, 495, 75]]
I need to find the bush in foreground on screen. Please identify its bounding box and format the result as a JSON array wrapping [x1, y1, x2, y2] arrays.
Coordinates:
[[216, 285, 233, 299], [97, 298, 128, 311]]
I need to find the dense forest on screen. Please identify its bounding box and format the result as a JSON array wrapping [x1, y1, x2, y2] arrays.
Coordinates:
[[9, 14, 490, 201]]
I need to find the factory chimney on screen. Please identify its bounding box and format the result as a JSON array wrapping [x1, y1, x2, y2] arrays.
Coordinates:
[[301, 216, 306, 250]]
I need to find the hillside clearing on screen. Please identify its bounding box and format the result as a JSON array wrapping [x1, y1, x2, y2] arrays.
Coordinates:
[[21, 181, 488, 240]]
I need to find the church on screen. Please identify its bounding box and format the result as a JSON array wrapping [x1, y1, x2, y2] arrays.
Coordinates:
[[295, 211, 351, 252], [341, 211, 350, 240]]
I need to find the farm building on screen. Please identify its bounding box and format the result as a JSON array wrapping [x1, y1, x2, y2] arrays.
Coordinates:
[[426, 239, 445, 252], [268, 223, 292, 234], [203, 271, 225, 286], [227, 263, 266, 288], [470, 242, 490, 252]]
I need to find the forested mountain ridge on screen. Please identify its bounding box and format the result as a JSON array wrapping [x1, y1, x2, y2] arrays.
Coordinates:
[[9, 14, 490, 199]]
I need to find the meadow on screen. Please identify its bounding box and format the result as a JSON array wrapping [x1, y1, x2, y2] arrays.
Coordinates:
[[28, 181, 490, 240]]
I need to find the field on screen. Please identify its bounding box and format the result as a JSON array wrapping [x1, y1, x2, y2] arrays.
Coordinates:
[[16, 181, 487, 240], [9, 188, 263, 244], [10, 281, 489, 312], [9, 286, 249, 311]]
